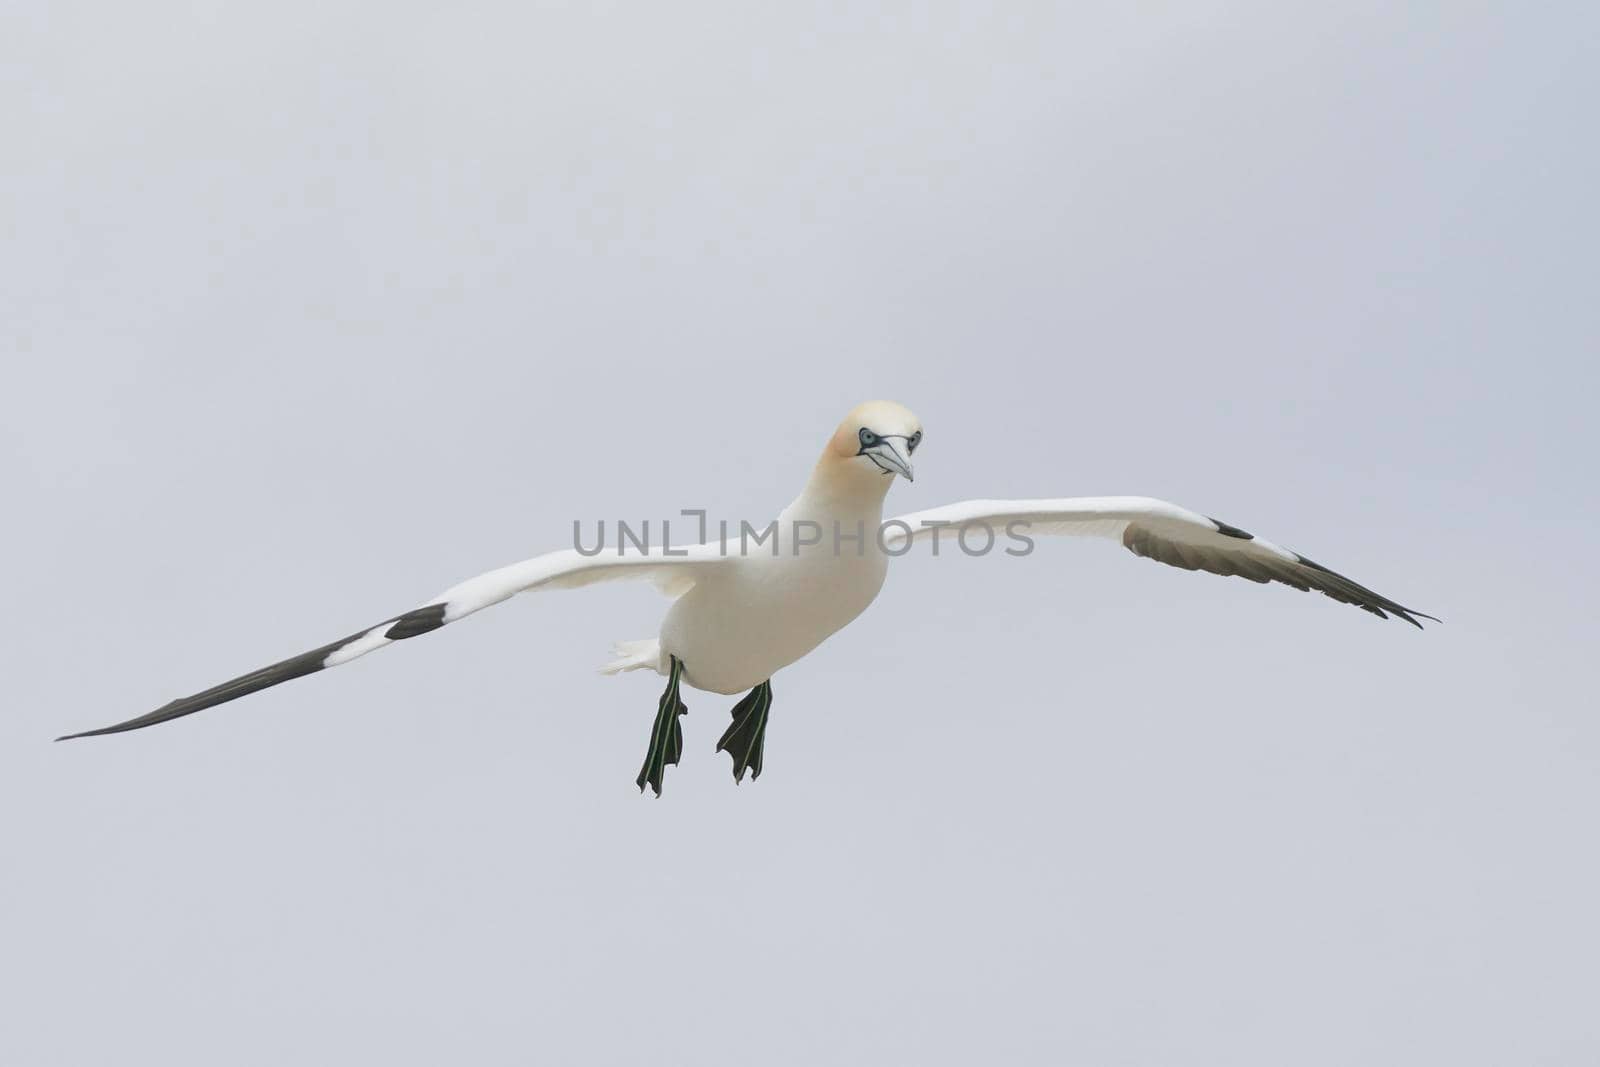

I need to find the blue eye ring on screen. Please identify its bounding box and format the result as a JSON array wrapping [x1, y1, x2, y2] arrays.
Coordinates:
[[858, 428, 880, 448], [907, 430, 922, 453]]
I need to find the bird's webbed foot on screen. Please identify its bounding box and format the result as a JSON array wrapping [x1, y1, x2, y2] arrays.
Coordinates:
[[636, 656, 689, 797], [716, 679, 772, 783]]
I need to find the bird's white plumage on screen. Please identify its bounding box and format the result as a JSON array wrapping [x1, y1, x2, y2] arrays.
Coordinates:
[[318, 546, 732, 672], [887, 495, 1293, 557], [433, 545, 730, 621]]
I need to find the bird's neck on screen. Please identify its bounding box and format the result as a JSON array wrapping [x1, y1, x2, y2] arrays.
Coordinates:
[[790, 457, 891, 524]]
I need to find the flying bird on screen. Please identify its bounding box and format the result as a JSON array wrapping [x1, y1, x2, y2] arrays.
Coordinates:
[[58, 401, 1436, 793]]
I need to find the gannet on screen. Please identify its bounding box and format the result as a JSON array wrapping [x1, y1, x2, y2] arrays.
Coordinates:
[[58, 401, 1435, 793]]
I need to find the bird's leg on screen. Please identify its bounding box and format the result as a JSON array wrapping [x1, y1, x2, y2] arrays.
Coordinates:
[[636, 655, 689, 797], [716, 679, 772, 783]]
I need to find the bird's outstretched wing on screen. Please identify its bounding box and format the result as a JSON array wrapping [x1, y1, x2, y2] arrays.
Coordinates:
[[885, 496, 1436, 628], [57, 545, 729, 740]]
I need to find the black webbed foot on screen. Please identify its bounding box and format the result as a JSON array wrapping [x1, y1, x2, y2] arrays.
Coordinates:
[[716, 679, 772, 783], [636, 656, 688, 797]]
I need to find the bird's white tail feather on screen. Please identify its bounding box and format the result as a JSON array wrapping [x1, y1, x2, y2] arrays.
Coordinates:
[[600, 638, 662, 676]]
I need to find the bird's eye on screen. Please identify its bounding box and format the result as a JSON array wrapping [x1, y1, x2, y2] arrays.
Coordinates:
[[908, 431, 922, 453], [858, 428, 879, 448]]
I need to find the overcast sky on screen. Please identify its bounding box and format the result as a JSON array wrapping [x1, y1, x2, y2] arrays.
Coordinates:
[[4, 3, 1596, 1064]]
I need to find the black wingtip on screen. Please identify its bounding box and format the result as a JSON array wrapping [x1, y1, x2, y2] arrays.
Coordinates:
[[55, 721, 148, 742], [53, 607, 458, 746], [55, 719, 161, 742], [1389, 607, 1442, 630], [56, 726, 135, 741]]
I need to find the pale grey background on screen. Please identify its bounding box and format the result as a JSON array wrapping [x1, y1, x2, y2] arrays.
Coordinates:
[[3, 3, 1596, 1064]]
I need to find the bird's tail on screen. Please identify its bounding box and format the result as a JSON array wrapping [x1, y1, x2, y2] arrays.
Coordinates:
[[600, 638, 662, 676]]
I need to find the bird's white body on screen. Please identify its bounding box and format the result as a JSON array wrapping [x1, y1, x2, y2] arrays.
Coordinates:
[[654, 489, 891, 694]]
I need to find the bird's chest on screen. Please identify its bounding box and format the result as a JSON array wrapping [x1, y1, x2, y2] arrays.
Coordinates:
[[721, 540, 889, 651], [762, 541, 888, 618], [661, 538, 889, 693]]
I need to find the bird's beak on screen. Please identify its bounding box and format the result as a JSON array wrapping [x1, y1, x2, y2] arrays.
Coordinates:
[[864, 439, 914, 482]]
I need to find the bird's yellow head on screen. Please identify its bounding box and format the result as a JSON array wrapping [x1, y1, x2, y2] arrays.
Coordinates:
[[819, 400, 923, 488]]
